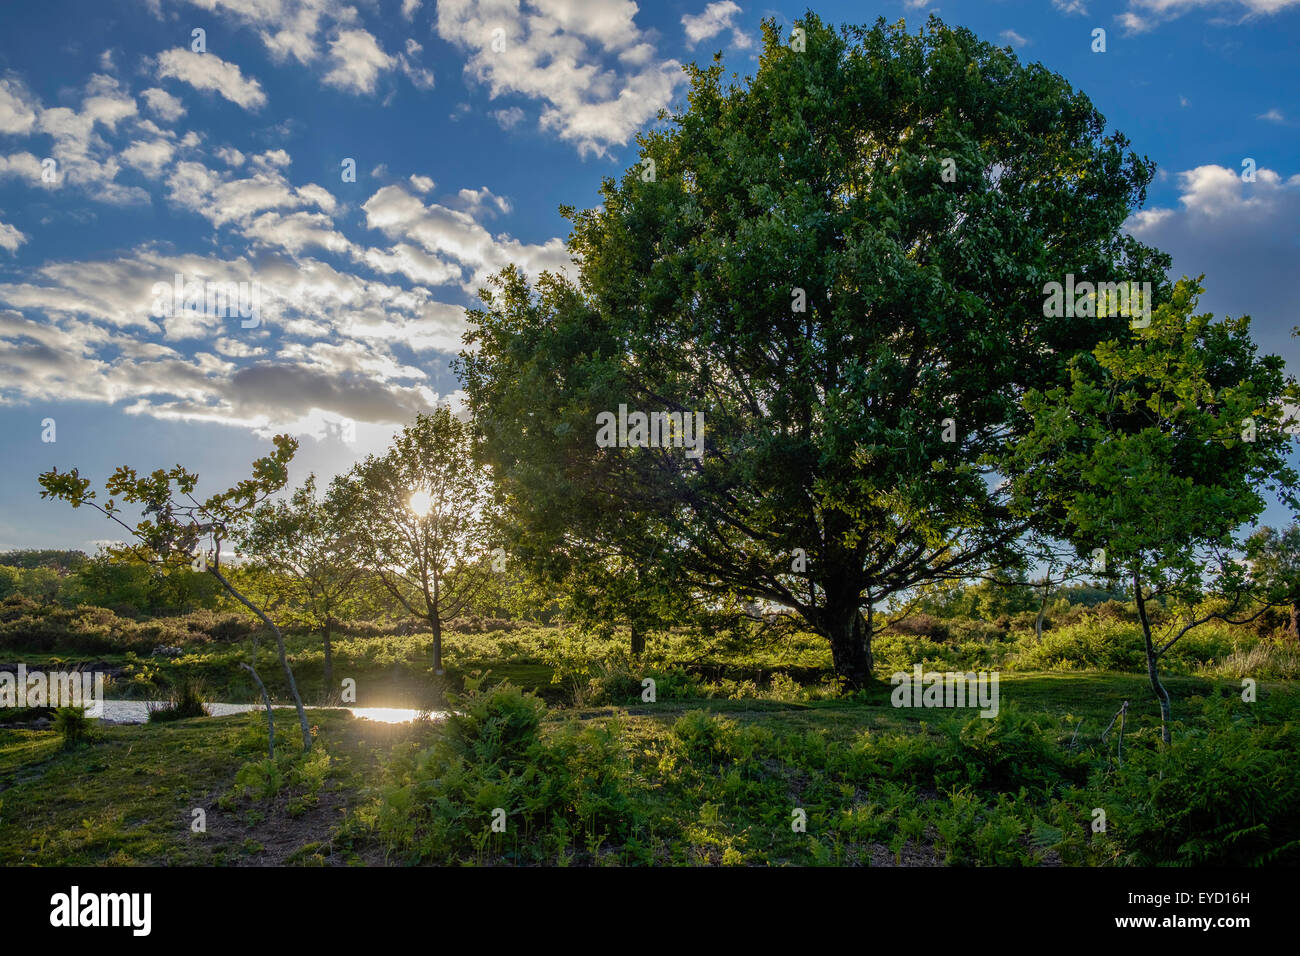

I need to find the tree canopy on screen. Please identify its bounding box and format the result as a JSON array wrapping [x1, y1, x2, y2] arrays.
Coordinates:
[[461, 12, 1172, 686]]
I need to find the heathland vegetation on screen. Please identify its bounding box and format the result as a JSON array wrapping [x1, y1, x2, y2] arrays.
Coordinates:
[[3, 14, 1299, 866]]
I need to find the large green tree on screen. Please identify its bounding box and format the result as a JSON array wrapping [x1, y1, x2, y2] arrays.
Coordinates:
[[460, 13, 1169, 687], [1010, 278, 1299, 742]]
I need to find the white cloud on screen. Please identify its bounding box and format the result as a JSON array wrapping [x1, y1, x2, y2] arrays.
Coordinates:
[[323, 29, 396, 94], [355, 242, 462, 287], [1119, 0, 1300, 33], [436, 0, 684, 158], [1052, 0, 1088, 14], [492, 106, 525, 130], [0, 75, 147, 204], [453, 186, 512, 216], [215, 145, 246, 166], [252, 148, 291, 170], [682, 2, 752, 49], [214, 336, 266, 358], [1123, 162, 1300, 380], [0, 152, 46, 187], [243, 210, 352, 255], [0, 245, 467, 425], [156, 48, 267, 110], [409, 174, 436, 192], [295, 182, 336, 213], [362, 183, 571, 291], [1000, 29, 1029, 47], [1118, 11, 1155, 32], [148, 0, 436, 95], [141, 87, 187, 121], [0, 221, 27, 254], [1259, 108, 1286, 123], [1125, 207, 1175, 233], [0, 77, 38, 135], [120, 138, 176, 177], [398, 54, 435, 90]]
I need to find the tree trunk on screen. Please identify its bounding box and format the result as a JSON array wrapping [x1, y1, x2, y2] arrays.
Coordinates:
[[630, 621, 645, 658], [322, 620, 334, 689], [1035, 583, 1049, 643], [1133, 569, 1172, 745], [826, 604, 873, 690], [270, 621, 312, 753], [212, 567, 311, 753], [239, 660, 275, 760], [429, 611, 444, 676], [1291, 602, 1299, 643]]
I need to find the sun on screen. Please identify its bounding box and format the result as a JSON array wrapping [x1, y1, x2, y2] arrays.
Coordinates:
[[408, 490, 433, 516]]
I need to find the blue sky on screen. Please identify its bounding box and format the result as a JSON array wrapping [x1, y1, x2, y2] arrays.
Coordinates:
[[0, 0, 1297, 552]]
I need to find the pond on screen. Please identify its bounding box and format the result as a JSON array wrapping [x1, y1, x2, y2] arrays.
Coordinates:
[[93, 700, 438, 725]]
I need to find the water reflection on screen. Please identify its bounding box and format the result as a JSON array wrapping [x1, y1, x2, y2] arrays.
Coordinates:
[[91, 700, 440, 725]]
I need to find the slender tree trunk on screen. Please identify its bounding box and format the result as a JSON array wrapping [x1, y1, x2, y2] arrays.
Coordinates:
[[1291, 602, 1299, 643], [211, 568, 311, 752], [322, 619, 334, 689], [1035, 582, 1049, 643], [239, 660, 275, 760], [630, 621, 645, 658], [1133, 569, 1172, 745], [429, 611, 444, 676], [270, 620, 312, 753]]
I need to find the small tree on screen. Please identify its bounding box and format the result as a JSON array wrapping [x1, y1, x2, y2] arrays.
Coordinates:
[[1011, 278, 1299, 742], [549, 548, 695, 658], [239, 474, 362, 691], [329, 407, 496, 676], [38, 437, 313, 755], [1246, 524, 1300, 641]]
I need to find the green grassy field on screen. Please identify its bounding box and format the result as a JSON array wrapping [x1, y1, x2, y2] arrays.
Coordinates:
[[3, 654, 1295, 866]]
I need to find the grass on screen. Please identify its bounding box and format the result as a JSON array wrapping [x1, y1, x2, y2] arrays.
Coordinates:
[[0, 668, 1290, 866], [2, 610, 1296, 866], [0, 709, 431, 865]]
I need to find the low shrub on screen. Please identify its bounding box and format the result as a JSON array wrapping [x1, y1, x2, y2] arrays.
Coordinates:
[[370, 681, 639, 864], [53, 706, 93, 748], [148, 676, 211, 722], [1100, 693, 1300, 866]]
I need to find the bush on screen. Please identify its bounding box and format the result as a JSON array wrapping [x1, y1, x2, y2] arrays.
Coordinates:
[[148, 677, 211, 722], [1209, 640, 1300, 680], [670, 711, 740, 763], [886, 613, 950, 641], [371, 681, 638, 864], [443, 681, 546, 766], [940, 706, 1085, 793], [1010, 619, 1147, 672], [1102, 694, 1300, 865], [53, 706, 93, 748]]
